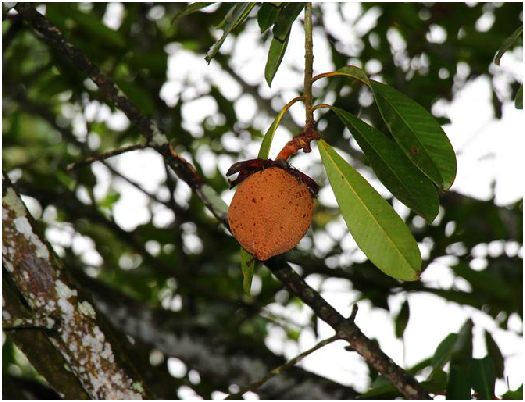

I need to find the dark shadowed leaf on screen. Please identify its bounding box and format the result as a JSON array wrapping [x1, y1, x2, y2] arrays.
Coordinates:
[[331, 107, 439, 222], [318, 140, 421, 281], [446, 363, 471, 400], [469, 356, 496, 400], [494, 26, 523, 65], [502, 385, 523, 400], [395, 299, 410, 338], [257, 3, 281, 33], [431, 333, 459, 373], [264, 35, 289, 87], [271, 3, 304, 41], [205, 3, 256, 63], [484, 330, 504, 379], [515, 85, 523, 109], [171, 2, 215, 25]]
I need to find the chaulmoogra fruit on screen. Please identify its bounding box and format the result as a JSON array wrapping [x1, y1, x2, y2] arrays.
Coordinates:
[[228, 165, 316, 261]]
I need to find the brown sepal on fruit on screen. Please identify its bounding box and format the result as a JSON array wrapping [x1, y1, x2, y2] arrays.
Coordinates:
[[226, 159, 319, 197]]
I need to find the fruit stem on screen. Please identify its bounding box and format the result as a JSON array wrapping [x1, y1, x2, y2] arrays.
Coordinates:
[[303, 3, 314, 126]]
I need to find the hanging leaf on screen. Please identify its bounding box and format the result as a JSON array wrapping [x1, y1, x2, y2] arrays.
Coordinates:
[[257, 99, 292, 159], [171, 2, 215, 25], [257, 2, 281, 33], [446, 363, 471, 400], [271, 2, 304, 42], [469, 357, 496, 400], [331, 107, 439, 222], [371, 81, 457, 190], [494, 26, 523, 65], [264, 3, 304, 86], [264, 34, 290, 87], [205, 3, 256, 64], [318, 140, 421, 281], [241, 247, 254, 295], [318, 65, 457, 190], [431, 333, 459, 374], [484, 330, 504, 379], [395, 299, 410, 338], [515, 85, 523, 110]]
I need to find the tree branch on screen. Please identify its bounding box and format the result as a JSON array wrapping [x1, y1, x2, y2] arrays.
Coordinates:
[[14, 4, 430, 399], [303, 3, 314, 126], [2, 174, 149, 399]]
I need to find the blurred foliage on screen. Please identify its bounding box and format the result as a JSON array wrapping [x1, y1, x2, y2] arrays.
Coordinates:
[[2, 2, 522, 399]]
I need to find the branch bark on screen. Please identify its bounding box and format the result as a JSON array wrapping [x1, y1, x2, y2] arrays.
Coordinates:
[[14, 3, 431, 399], [2, 174, 149, 399]]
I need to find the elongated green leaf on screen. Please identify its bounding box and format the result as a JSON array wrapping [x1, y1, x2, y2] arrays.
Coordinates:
[[257, 2, 281, 33], [322, 65, 457, 189], [257, 100, 290, 159], [264, 34, 289, 87], [484, 330, 504, 378], [431, 333, 459, 374], [264, 3, 303, 86], [494, 26, 523, 65], [331, 107, 439, 222], [172, 2, 214, 25], [271, 3, 304, 41], [205, 3, 256, 63], [469, 357, 496, 400], [515, 85, 523, 109], [241, 247, 254, 295], [395, 299, 410, 338], [446, 363, 471, 400], [371, 81, 457, 189], [318, 140, 421, 281]]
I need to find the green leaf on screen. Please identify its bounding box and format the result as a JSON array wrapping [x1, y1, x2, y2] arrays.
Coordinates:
[[469, 356, 496, 400], [264, 3, 303, 86], [205, 3, 256, 64], [484, 330, 504, 379], [446, 363, 471, 400], [325, 65, 457, 189], [331, 107, 439, 222], [171, 2, 214, 25], [431, 333, 459, 373], [371, 80, 457, 190], [395, 299, 410, 338], [264, 34, 289, 87], [241, 247, 254, 295], [257, 101, 291, 159], [318, 140, 421, 281], [257, 3, 281, 33], [502, 385, 523, 400], [271, 3, 304, 42], [494, 26, 523, 65], [515, 85, 523, 109]]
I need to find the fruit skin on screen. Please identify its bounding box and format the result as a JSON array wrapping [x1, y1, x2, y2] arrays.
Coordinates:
[[228, 167, 314, 261]]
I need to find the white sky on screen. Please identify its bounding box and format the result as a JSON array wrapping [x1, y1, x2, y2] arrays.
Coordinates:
[[7, 2, 523, 399]]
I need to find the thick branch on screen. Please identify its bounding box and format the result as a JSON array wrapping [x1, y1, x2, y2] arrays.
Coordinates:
[[2, 174, 149, 399], [14, 4, 430, 399]]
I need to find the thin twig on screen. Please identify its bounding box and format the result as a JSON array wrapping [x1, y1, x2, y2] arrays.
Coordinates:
[[303, 3, 314, 125], [311, 103, 332, 113], [225, 334, 340, 400], [67, 143, 148, 170]]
